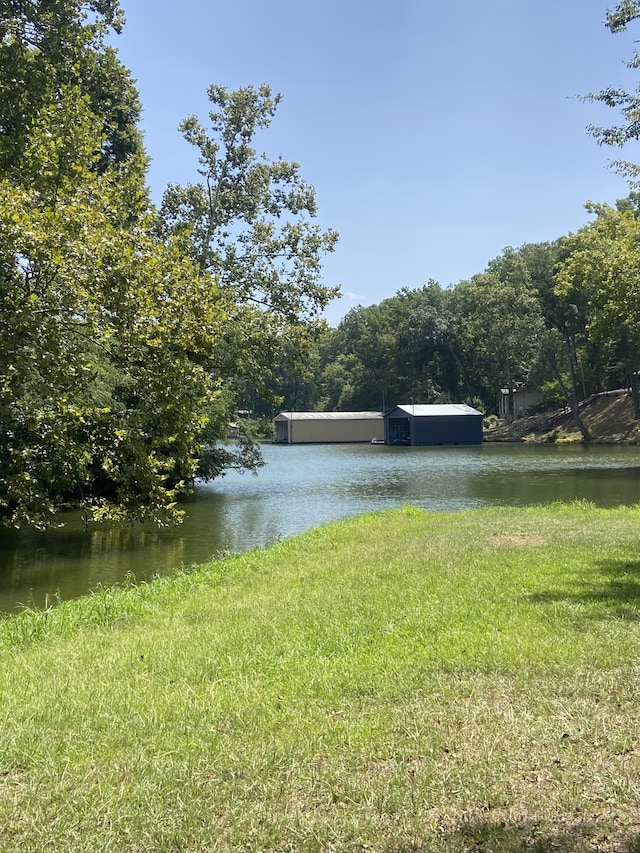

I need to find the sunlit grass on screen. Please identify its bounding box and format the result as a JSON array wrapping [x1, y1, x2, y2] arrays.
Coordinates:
[[1, 503, 640, 850]]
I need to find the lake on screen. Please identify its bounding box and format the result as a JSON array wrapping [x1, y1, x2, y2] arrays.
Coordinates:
[[1, 441, 640, 612]]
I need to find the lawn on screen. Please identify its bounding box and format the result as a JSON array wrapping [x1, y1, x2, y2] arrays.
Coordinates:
[[1, 503, 640, 851]]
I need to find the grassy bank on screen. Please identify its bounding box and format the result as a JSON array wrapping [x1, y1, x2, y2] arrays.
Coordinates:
[[1, 503, 640, 851]]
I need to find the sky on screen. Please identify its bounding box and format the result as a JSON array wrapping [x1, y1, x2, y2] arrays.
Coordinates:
[[110, 1, 638, 326]]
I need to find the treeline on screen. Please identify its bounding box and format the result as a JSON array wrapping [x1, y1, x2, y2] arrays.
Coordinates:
[[252, 205, 640, 441], [248, 0, 640, 436]]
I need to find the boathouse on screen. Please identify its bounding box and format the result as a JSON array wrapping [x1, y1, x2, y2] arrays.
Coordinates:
[[274, 411, 384, 444], [384, 404, 483, 446]]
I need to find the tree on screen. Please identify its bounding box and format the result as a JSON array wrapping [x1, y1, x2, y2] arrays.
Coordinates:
[[3, 7, 343, 528], [486, 242, 593, 437], [315, 283, 477, 414], [451, 260, 546, 417], [555, 203, 640, 418], [1, 19, 341, 528], [155, 84, 339, 471], [389, 284, 469, 406], [158, 84, 339, 399], [0, 86, 228, 528], [0, 0, 143, 176], [317, 304, 394, 411], [582, 1, 640, 181]]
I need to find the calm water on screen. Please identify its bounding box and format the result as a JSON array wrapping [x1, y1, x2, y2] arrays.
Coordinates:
[[2, 442, 640, 612]]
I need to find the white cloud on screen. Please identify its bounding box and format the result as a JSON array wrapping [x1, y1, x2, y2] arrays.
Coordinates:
[[345, 291, 367, 303]]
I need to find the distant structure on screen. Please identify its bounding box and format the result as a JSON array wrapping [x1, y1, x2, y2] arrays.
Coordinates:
[[498, 387, 542, 421], [384, 404, 483, 446], [273, 411, 384, 444]]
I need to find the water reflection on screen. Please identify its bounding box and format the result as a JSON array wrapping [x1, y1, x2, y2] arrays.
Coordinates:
[[1, 442, 640, 612]]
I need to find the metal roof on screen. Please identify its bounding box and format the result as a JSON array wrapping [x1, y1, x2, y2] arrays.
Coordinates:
[[274, 411, 383, 421], [393, 404, 483, 417]]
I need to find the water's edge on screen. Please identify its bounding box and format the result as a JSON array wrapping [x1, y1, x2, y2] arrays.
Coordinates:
[[2, 442, 640, 612]]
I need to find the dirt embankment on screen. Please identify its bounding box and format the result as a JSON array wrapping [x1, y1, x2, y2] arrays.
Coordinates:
[[489, 391, 640, 443], [575, 393, 640, 441]]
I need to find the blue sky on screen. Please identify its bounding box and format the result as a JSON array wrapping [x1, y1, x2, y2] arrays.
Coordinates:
[[111, 1, 638, 325]]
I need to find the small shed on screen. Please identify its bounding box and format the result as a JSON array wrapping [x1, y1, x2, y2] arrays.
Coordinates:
[[384, 404, 483, 446], [274, 411, 384, 444], [498, 386, 542, 420]]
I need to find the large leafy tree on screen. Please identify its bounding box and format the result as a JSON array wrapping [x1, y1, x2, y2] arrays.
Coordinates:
[[158, 84, 339, 409], [389, 283, 469, 406], [317, 304, 393, 411], [487, 242, 597, 437], [451, 261, 546, 416], [0, 86, 227, 528], [582, 0, 640, 181], [0, 0, 143, 175], [1, 9, 339, 528], [555, 202, 640, 418]]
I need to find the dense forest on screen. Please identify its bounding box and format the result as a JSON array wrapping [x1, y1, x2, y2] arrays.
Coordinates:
[[4, 0, 640, 528], [245, 2, 640, 433], [244, 6, 640, 433], [249, 209, 640, 439]]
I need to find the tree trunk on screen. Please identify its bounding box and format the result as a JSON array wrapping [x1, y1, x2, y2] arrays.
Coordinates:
[[629, 363, 640, 419], [547, 343, 591, 442], [506, 355, 514, 423], [563, 332, 591, 442]]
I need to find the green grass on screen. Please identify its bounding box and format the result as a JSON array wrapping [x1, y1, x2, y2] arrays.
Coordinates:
[[2, 502, 640, 851]]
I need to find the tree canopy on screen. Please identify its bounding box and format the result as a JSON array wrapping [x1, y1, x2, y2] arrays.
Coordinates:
[[0, 3, 339, 528], [158, 84, 339, 409], [583, 0, 640, 181]]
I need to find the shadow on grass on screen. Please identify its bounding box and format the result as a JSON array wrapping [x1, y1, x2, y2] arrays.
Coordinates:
[[527, 558, 640, 620], [432, 817, 640, 852]]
